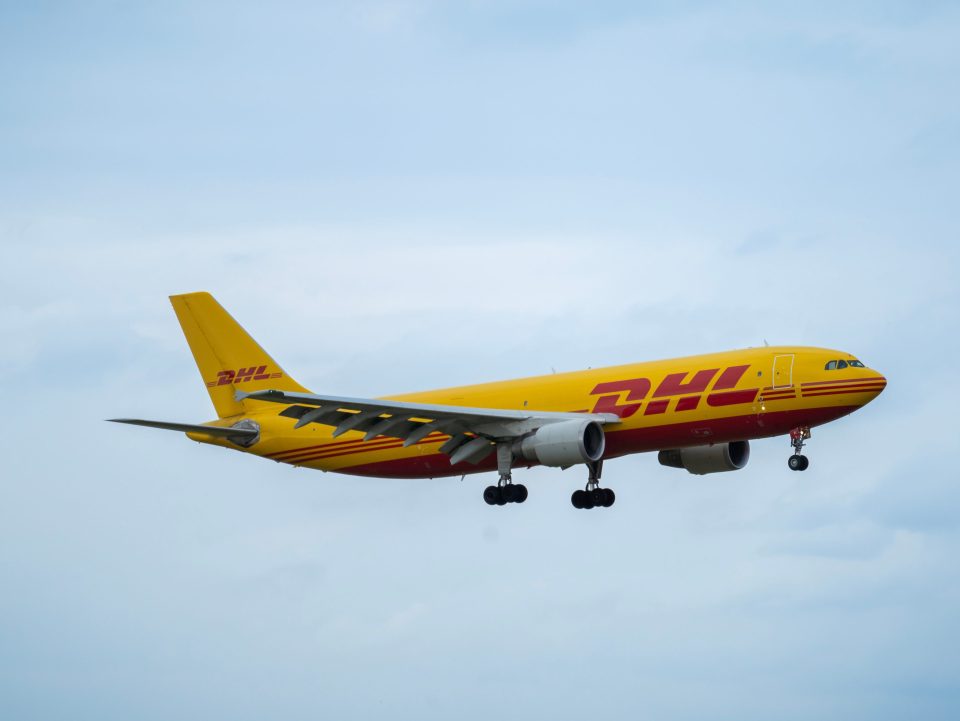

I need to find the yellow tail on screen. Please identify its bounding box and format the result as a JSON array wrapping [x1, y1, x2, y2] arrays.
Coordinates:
[[170, 292, 309, 419]]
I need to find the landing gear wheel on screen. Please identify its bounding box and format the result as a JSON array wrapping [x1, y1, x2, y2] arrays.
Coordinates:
[[485, 442, 529, 506], [513, 484, 528, 504], [601, 488, 616, 507], [788, 454, 810, 472], [572, 460, 615, 509], [484, 482, 527, 506], [788, 427, 812, 473], [571, 490, 586, 509]]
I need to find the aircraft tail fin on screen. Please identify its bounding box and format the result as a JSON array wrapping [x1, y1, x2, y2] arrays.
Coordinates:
[[170, 292, 309, 419]]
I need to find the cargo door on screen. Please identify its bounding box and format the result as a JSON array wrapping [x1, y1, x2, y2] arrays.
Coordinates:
[[773, 354, 795, 389]]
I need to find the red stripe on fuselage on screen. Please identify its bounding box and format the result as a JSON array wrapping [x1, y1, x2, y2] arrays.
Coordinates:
[[285, 435, 447, 465], [801, 381, 886, 391], [802, 384, 886, 395], [802, 376, 886, 388], [333, 405, 859, 479], [267, 432, 448, 460], [802, 388, 885, 398]]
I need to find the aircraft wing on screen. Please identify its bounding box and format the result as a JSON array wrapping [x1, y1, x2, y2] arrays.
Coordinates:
[[236, 389, 619, 465]]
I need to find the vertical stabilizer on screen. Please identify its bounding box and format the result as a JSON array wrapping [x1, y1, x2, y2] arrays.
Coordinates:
[[170, 292, 309, 419]]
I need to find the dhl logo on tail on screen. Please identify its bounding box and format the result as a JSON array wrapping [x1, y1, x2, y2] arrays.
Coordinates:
[[206, 366, 283, 387]]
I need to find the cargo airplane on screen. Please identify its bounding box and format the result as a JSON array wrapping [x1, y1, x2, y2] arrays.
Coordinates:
[[111, 293, 886, 509]]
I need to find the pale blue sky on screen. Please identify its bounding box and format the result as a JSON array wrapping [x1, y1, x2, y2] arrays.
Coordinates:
[[2, 2, 960, 719]]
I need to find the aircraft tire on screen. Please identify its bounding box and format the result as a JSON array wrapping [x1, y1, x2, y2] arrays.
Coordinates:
[[788, 454, 803, 471], [483, 486, 500, 505], [513, 484, 528, 503], [571, 490, 586, 509], [798, 455, 810, 471], [601, 488, 615, 507]]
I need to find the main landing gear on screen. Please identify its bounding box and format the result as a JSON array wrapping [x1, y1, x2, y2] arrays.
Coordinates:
[[484, 442, 528, 506], [788, 426, 811, 471], [483, 483, 528, 505], [571, 460, 615, 509]]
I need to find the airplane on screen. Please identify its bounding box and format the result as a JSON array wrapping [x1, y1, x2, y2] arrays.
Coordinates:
[[111, 292, 887, 509]]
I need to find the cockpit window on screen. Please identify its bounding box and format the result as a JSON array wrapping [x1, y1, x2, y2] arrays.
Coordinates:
[[825, 359, 865, 370]]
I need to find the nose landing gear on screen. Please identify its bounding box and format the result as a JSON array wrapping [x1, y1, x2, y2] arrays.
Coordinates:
[[571, 460, 615, 509], [788, 427, 811, 471]]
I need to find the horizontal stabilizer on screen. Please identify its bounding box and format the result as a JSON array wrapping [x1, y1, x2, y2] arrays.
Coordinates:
[[108, 418, 259, 439]]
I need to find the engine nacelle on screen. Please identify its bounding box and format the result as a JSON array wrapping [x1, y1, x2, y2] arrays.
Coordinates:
[[658, 440, 750, 475], [516, 419, 606, 468]]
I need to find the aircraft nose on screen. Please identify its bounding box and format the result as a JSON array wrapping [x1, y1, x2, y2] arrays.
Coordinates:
[[864, 372, 887, 401]]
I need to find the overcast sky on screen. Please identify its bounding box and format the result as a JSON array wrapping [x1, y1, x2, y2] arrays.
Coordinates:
[[2, 2, 959, 719]]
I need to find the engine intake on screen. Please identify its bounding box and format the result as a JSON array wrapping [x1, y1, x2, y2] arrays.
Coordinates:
[[658, 440, 750, 475], [517, 419, 606, 468]]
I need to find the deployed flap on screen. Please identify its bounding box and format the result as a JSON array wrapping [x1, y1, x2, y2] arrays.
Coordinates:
[[236, 389, 619, 456]]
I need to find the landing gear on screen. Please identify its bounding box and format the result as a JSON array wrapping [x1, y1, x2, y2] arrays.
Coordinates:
[[484, 442, 528, 506], [483, 483, 528, 505], [571, 487, 615, 509], [571, 460, 615, 509], [788, 427, 811, 471]]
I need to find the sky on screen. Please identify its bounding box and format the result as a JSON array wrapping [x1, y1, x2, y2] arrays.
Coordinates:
[[2, 1, 960, 719]]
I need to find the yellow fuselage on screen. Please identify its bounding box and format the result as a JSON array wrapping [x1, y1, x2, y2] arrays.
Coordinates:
[[195, 346, 886, 479]]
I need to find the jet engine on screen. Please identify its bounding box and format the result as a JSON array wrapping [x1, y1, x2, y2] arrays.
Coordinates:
[[658, 440, 750, 475], [516, 419, 606, 468]]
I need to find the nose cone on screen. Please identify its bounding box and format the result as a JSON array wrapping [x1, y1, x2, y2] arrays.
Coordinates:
[[862, 372, 887, 404]]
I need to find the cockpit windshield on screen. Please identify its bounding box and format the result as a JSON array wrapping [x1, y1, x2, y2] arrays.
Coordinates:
[[825, 358, 867, 370]]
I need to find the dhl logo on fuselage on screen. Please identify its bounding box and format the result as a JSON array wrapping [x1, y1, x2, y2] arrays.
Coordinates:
[[206, 365, 283, 388], [589, 364, 757, 418]]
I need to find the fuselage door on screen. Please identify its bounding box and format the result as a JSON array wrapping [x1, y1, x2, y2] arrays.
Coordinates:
[[773, 354, 795, 389]]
